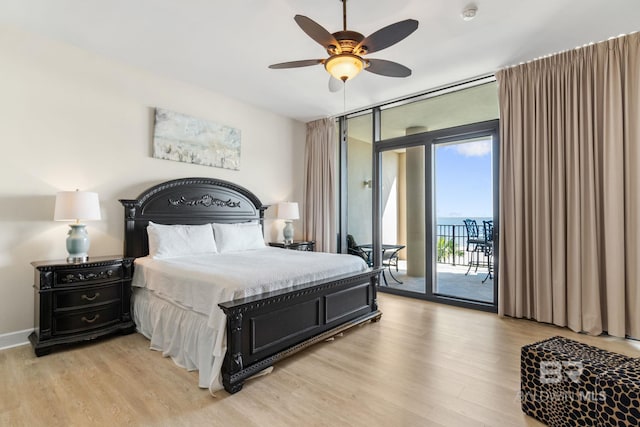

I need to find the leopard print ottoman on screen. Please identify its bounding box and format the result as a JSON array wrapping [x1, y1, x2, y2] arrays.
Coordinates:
[[597, 359, 640, 426], [521, 336, 633, 427]]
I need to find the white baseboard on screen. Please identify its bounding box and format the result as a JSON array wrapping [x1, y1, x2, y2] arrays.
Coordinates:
[[0, 329, 33, 351]]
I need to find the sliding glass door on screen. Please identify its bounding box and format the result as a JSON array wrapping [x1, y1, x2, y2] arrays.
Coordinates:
[[375, 121, 498, 310], [432, 134, 495, 305], [378, 148, 426, 292]]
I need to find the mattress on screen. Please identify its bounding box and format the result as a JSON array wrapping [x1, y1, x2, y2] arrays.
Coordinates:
[[131, 247, 368, 393]]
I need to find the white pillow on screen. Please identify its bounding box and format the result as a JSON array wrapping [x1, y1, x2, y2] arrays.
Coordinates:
[[212, 222, 265, 253], [147, 222, 218, 259]]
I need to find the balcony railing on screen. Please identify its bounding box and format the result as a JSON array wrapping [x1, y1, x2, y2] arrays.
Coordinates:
[[436, 224, 490, 267]]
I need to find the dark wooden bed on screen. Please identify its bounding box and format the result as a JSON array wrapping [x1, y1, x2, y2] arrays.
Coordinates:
[[119, 177, 382, 393]]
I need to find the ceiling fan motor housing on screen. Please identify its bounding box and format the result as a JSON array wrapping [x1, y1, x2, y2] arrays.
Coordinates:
[[328, 30, 366, 55]]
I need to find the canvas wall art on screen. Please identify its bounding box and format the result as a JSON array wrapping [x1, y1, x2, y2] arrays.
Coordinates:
[[152, 108, 241, 170]]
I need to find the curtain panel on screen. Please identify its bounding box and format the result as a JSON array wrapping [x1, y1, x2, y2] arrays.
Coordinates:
[[496, 32, 640, 338], [303, 118, 337, 253]]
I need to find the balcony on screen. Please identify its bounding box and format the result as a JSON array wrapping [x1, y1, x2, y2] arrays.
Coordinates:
[[379, 223, 494, 304]]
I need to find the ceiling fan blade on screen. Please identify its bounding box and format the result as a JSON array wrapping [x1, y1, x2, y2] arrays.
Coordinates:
[[328, 76, 343, 92], [365, 59, 412, 77], [269, 59, 324, 69], [355, 19, 419, 55], [294, 15, 341, 52]]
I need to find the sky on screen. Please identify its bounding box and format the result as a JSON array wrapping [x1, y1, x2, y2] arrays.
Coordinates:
[[434, 137, 493, 219]]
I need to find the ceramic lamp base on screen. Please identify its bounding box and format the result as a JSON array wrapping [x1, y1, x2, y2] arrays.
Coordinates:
[[66, 224, 90, 263], [283, 220, 294, 244]]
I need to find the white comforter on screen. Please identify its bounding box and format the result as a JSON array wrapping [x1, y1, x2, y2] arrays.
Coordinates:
[[133, 246, 368, 321], [131, 247, 368, 392]]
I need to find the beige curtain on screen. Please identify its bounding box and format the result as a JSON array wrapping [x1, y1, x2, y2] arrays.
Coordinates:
[[496, 32, 640, 338], [304, 118, 337, 253]]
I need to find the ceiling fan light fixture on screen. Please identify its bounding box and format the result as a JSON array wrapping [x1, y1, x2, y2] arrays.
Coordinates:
[[324, 53, 365, 82]]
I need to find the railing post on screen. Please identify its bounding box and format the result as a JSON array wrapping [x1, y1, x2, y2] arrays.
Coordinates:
[[452, 225, 456, 266]]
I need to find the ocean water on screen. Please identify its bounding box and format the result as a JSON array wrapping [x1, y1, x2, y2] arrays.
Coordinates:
[[437, 216, 492, 226]]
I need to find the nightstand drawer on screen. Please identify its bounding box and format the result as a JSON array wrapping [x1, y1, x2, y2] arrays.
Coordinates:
[[54, 264, 123, 287], [53, 283, 122, 311], [52, 303, 121, 335]]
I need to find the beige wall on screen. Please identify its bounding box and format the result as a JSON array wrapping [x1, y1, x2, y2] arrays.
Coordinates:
[[0, 26, 306, 340]]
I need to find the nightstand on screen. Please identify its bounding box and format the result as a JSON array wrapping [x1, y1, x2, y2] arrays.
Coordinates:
[[29, 255, 136, 356], [269, 240, 316, 251]]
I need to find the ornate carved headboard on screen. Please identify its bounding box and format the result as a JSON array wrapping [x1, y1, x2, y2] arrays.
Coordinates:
[[119, 177, 268, 258]]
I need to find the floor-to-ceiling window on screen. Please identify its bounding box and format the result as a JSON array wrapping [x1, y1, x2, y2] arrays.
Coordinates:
[[345, 112, 373, 251], [341, 78, 500, 311]]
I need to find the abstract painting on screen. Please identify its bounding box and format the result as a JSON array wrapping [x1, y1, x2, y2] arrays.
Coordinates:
[[152, 108, 241, 170]]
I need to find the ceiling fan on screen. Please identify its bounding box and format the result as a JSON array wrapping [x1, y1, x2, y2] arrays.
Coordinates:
[[268, 0, 419, 91]]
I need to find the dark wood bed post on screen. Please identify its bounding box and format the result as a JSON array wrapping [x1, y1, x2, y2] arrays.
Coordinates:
[[120, 177, 382, 394], [121, 203, 138, 258]]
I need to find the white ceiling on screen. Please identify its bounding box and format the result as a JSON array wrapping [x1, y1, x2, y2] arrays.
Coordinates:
[[2, 0, 639, 123]]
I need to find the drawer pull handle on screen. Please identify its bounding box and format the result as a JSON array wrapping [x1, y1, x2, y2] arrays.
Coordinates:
[[81, 292, 100, 302], [81, 314, 100, 324]]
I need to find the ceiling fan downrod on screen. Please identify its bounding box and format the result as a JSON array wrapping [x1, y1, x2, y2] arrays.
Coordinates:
[[342, 0, 347, 32]]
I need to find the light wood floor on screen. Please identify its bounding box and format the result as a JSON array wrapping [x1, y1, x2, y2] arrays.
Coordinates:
[[2, 294, 639, 427]]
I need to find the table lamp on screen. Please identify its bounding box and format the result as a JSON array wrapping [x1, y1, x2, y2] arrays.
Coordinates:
[[277, 202, 299, 244], [54, 190, 101, 263]]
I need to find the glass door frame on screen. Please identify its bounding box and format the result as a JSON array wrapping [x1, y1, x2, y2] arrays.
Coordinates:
[[373, 119, 500, 312]]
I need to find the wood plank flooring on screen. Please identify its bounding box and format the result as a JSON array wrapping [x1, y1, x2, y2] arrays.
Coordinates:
[[2, 293, 639, 426]]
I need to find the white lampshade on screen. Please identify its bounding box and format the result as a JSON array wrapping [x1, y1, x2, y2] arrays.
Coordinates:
[[54, 190, 101, 222], [277, 202, 299, 220]]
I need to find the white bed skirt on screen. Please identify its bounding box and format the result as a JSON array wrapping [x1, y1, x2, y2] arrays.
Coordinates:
[[132, 287, 225, 394]]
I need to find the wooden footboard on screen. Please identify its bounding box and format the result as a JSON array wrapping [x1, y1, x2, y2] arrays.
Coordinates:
[[218, 268, 382, 393]]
